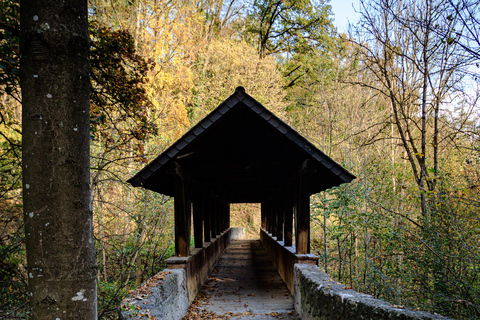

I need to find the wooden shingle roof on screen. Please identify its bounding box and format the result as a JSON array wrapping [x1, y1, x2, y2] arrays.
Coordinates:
[[128, 87, 355, 203]]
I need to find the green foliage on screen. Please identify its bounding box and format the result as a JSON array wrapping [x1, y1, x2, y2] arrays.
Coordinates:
[[89, 20, 158, 151], [1, 1, 162, 318], [0, 1, 25, 318], [244, 0, 336, 58], [0, 0, 21, 197], [191, 38, 285, 123], [311, 154, 480, 319], [0, 0, 20, 100], [0, 221, 28, 319], [1, 1, 479, 319], [0, 277, 29, 319], [93, 186, 175, 319]]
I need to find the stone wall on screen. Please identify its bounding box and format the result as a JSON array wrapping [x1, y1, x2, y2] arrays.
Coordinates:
[[119, 269, 188, 320], [230, 227, 246, 240], [119, 229, 231, 319], [294, 264, 453, 320]]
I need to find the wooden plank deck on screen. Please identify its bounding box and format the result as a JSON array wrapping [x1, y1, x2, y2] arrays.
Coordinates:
[[183, 240, 300, 319]]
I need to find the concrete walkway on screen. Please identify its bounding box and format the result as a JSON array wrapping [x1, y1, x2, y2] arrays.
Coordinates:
[[184, 240, 300, 319]]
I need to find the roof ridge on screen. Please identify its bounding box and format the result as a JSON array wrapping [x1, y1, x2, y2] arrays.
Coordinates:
[[128, 88, 355, 189]]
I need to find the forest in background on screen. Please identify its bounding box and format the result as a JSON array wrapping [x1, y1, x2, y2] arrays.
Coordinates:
[[1, 0, 479, 319]]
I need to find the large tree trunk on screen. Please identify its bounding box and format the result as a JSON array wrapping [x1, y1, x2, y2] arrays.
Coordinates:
[[20, 1, 97, 318]]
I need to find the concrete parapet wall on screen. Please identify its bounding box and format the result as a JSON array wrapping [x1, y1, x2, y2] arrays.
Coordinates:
[[119, 229, 232, 319], [230, 227, 246, 240], [294, 264, 453, 320], [119, 269, 188, 320], [260, 228, 318, 293]]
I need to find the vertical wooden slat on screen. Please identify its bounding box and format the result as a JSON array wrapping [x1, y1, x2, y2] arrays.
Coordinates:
[[276, 199, 284, 241], [174, 177, 190, 257], [261, 203, 266, 229], [271, 202, 277, 238], [221, 203, 226, 232], [284, 197, 293, 246], [193, 199, 204, 248], [223, 202, 229, 231], [265, 202, 271, 233], [270, 202, 275, 235], [203, 196, 211, 243], [218, 202, 223, 233], [219, 202, 224, 234], [187, 199, 192, 248], [226, 203, 230, 229], [296, 174, 310, 254], [213, 200, 218, 237], [212, 199, 219, 237]]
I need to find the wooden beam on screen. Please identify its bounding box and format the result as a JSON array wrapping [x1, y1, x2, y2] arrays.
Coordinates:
[[265, 202, 271, 233], [219, 201, 226, 233], [227, 203, 230, 229], [218, 202, 223, 233], [283, 197, 293, 247], [269, 202, 275, 235], [212, 199, 219, 237], [221, 203, 226, 232], [261, 203, 266, 229], [223, 203, 230, 232], [174, 174, 190, 257], [295, 172, 310, 254], [271, 202, 277, 238], [276, 200, 284, 241], [203, 196, 212, 243], [269, 202, 274, 234], [187, 198, 192, 248], [193, 200, 204, 248]]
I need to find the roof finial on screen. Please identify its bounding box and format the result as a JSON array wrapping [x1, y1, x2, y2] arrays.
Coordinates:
[[235, 86, 245, 93]]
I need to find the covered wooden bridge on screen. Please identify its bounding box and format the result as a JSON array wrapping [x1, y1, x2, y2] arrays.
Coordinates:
[[127, 87, 355, 317]]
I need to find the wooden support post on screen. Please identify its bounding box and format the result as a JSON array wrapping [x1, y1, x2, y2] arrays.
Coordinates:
[[187, 199, 192, 245], [276, 200, 284, 241], [295, 161, 313, 254], [221, 203, 226, 232], [269, 202, 274, 235], [193, 199, 204, 249], [284, 197, 293, 247], [270, 202, 275, 235], [271, 202, 277, 238], [265, 202, 271, 233], [203, 196, 211, 243], [296, 189, 310, 254], [262, 203, 267, 231], [219, 202, 223, 233], [293, 191, 299, 251], [261, 203, 266, 229], [174, 175, 190, 257], [213, 201, 218, 236], [226, 203, 230, 229], [223, 202, 230, 231], [219, 202, 226, 233]]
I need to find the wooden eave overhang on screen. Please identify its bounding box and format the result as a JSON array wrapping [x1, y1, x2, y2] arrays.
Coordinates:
[[127, 87, 355, 203]]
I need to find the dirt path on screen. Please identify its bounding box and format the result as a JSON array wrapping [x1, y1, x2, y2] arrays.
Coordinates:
[[183, 240, 300, 320]]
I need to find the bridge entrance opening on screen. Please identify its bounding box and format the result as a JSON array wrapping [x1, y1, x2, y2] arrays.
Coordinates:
[[230, 203, 261, 239]]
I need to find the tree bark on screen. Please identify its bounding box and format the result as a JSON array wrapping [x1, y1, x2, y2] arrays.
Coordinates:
[[20, 1, 97, 318]]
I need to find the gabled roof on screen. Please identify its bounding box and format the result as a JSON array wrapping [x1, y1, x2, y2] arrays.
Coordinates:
[[128, 87, 355, 203]]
